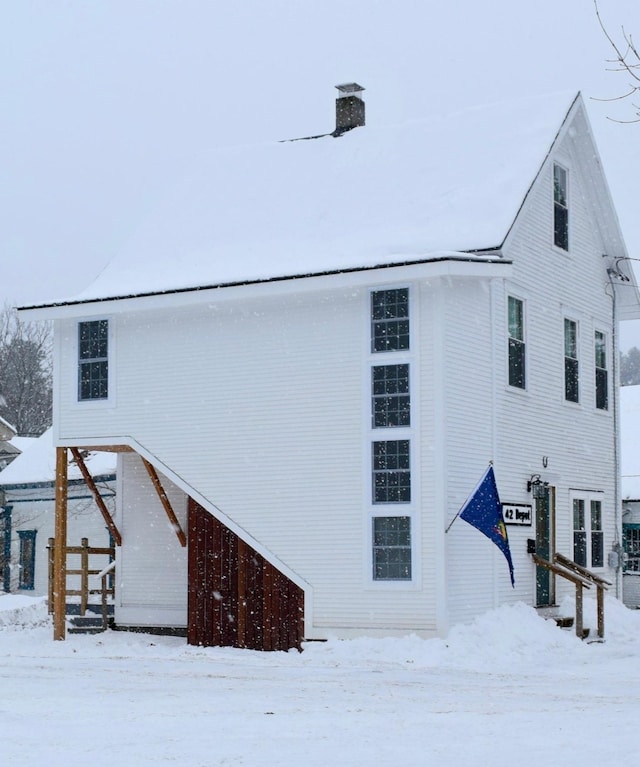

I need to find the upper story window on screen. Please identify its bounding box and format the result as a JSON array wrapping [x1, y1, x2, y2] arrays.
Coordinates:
[[507, 296, 525, 389], [78, 320, 109, 401], [564, 319, 579, 403], [371, 288, 409, 353], [372, 364, 410, 428], [595, 331, 608, 411], [553, 163, 569, 251]]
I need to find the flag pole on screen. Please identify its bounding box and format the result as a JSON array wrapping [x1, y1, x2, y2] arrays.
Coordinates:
[[444, 461, 493, 534]]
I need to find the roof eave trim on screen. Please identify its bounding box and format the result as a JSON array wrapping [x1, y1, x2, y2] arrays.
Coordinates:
[[18, 250, 508, 314]]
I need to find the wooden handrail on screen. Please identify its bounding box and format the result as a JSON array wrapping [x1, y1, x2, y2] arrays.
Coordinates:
[[554, 553, 611, 588], [533, 553, 607, 640]]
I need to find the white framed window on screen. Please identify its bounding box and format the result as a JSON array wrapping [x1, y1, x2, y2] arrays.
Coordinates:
[[372, 515, 412, 581], [553, 163, 569, 251], [77, 318, 112, 403], [507, 295, 525, 389], [595, 330, 608, 411], [372, 364, 410, 428], [564, 318, 579, 403], [571, 491, 605, 568], [371, 288, 409, 353]]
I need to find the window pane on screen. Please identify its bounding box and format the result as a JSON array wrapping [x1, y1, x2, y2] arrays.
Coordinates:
[[508, 339, 525, 388], [373, 516, 411, 580], [565, 358, 579, 402], [508, 297, 523, 341]]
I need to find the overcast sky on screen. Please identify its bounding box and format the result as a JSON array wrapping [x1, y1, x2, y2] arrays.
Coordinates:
[[2, 1, 640, 340]]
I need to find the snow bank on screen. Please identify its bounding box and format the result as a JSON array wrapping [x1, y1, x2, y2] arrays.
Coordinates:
[[0, 594, 49, 630]]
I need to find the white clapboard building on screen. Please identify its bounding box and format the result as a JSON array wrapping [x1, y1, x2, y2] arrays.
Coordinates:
[[18, 87, 640, 648]]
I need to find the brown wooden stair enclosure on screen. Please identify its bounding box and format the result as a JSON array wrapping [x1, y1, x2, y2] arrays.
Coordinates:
[[532, 552, 611, 639], [188, 498, 305, 652]]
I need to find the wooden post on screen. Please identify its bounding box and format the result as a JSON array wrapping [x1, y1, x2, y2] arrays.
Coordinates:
[[47, 538, 55, 615], [575, 583, 583, 639], [597, 585, 605, 639], [80, 538, 89, 616], [53, 447, 68, 640]]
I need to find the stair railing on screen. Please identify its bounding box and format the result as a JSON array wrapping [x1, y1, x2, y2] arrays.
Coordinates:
[[532, 552, 610, 639]]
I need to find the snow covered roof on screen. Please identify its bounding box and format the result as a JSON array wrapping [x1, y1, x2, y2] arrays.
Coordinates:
[[621, 385, 640, 500], [0, 415, 16, 441], [0, 428, 116, 486], [23, 91, 580, 308]]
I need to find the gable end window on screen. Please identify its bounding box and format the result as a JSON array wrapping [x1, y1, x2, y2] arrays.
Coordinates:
[[78, 320, 109, 401], [564, 318, 579, 403], [595, 331, 608, 411], [507, 296, 525, 389], [553, 163, 569, 251]]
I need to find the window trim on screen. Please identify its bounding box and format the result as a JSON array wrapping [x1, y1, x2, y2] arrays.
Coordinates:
[[74, 316, 115, 407], [507, 294, 526, 390], [365, 285, 419, 588], [563, 317, 580, 404], [553, 162, 569, 252], [570, 491, 605, 569], [594, 329, 609, 411]]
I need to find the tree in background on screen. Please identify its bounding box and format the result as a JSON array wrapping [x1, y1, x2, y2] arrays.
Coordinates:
[[620, 347, 640, 386], [595, 0, 640, 122], [0, 305, 52, 436]]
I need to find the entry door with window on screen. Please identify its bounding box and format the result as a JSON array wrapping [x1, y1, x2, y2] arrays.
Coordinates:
[[535, 487, 555, 606]]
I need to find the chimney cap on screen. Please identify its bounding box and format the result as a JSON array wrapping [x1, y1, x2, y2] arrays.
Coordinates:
[[335, 83, 365, 97]]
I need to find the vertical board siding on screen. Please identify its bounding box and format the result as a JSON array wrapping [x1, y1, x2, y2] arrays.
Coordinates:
[[188, 498, 304, 651]]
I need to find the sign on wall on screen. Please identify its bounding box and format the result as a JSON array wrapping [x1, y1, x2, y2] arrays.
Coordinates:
[[501, 503, 532, 526]]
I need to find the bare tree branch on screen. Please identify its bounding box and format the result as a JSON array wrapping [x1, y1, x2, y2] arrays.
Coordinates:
[[594, 0, 640, 122]]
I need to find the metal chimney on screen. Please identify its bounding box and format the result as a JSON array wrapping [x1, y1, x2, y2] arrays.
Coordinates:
[[334, 83, 365, 135]]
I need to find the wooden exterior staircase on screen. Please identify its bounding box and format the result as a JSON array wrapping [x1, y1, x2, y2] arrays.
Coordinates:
[[532, 552, 611, 640]]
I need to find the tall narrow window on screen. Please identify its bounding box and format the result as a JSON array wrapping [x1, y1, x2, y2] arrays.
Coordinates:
[[371, 289, 409, 353], [508, 296, 525, 389], [573, 498, 587, 567], [554, 163, 569, 250], [372, 516, 412, 580], [372, 364, 410, 428], [18, 530, 36, 590], [591, 500, 604, 568], [595, 331, 608, 411], [564, 319, 579, 403], [372, 440, 411, 504], [78, 320, 109, 401]]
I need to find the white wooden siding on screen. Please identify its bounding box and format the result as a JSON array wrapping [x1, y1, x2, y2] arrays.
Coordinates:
[[115, 453, 187, 627]]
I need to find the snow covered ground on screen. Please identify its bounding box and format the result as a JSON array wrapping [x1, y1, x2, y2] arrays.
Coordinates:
[[1, 594, 638, 766]]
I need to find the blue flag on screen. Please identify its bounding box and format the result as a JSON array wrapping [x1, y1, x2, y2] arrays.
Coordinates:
[[459, 466, 515, 587]]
